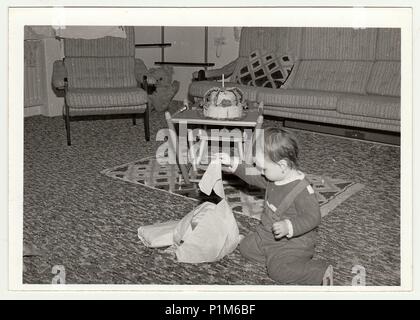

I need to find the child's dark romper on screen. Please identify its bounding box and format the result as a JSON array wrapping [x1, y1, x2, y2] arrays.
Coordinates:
[[235, 164, 327, 285]]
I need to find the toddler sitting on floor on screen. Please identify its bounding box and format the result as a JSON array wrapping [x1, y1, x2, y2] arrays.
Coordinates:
[[218, 127, 332, 285]]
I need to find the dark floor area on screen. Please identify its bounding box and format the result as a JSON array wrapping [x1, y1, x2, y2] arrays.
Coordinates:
[[23, 107, 400, 285]]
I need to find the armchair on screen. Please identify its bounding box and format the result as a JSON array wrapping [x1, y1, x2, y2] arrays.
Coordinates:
[[52, 26, 150, 146]]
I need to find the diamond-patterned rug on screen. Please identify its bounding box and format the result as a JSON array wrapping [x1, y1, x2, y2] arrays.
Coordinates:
[[101, 156, 364, 219]]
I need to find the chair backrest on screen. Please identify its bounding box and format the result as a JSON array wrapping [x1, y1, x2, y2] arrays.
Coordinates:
[[63, 26, 137, 89], [63, 26, 135, 57]]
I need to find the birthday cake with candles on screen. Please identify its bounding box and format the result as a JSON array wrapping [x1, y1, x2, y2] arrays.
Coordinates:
[[202, 86, 245, 120]]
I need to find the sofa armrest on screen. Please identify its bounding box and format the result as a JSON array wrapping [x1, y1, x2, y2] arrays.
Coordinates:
[[192, 58, 239, 81], [52, 60, 67, 90]]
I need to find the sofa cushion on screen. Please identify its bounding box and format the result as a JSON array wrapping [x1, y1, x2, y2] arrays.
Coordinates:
[[290, 60, 373, 94], [233, 49, 294, 88], [65, 57, 137, 89], [301, 28, 377, 60], [66, 87, 148, 108], [239, 27, 302, 59], [337, 94, 400, 120], [367, 61, 400, 97], [188, 81, 258, 102], [257, 88, 339, 110], [376, 28, 401, 60], [68, 105, 148, 117]]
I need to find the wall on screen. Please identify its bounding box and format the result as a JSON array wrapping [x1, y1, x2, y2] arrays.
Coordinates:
[[42, 38, 64, 117], [134, 26, 240, 101], [24, 40, 46, 109], [24, 37, 64, 117], [207, 27, 241, 73]]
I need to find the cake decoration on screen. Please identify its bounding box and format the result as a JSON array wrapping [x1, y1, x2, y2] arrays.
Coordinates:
[[202, 86, 245, 119]]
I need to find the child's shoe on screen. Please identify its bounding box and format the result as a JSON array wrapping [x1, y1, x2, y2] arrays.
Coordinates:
[[322, 265, 334, 286]]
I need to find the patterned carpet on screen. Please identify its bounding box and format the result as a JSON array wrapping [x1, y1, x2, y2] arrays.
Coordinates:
[[23, 102, 401, 285], [101, 156, 364, 220]]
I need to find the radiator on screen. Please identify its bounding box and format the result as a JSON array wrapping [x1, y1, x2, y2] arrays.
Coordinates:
[[24, 40, 46, 107]]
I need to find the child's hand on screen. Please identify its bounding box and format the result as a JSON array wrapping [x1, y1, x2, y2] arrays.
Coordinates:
[[272, 220, 290, 240], [216, 152, 232, 166], [215, 153, 238, 173]]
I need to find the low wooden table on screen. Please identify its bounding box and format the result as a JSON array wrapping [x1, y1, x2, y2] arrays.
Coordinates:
[[165, 102, 264, 184]]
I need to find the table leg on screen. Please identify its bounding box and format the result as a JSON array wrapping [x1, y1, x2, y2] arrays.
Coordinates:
[[165, 112, 190, 184], [188, 129, 198, 172], [196, 138, 207, 167], [237, 140, 244, 160]]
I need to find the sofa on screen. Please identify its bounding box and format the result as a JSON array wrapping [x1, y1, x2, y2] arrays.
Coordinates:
[[188, 27, 401, 133]]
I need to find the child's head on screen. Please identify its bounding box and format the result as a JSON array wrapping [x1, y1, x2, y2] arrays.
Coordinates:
[[254, 127, 299, 181]]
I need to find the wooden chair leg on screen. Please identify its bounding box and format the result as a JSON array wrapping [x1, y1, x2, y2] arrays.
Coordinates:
[[144, 104, 150, 141], [132, 114, 137, 125], [64, 103, 71, 146]]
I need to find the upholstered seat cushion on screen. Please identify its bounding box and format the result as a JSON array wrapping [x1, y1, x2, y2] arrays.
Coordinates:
[[336, 94, 400, 120], [66, 105, 148, 117], [366, 61, 400, 97], [263, 105, 400, 132], [257, 88, 340, 110], [290, 60, 373, 94], [188, 81, 258, 102], [66, 87, 148, 109]]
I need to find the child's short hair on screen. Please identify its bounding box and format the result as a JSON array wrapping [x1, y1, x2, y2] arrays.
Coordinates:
[[259, 127, 299, 169]]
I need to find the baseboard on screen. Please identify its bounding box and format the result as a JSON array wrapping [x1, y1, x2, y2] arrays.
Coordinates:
[[283, 119, 400, 146], [24, 106, 42, 117]]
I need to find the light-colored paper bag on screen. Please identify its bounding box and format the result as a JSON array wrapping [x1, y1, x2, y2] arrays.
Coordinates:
[[138, 220, 179, 248], [137, 158, 240, 263], [172, 200, 240, 263]]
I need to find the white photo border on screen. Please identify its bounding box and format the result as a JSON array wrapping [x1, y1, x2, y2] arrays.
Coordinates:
[[5, 4, 414, 297]]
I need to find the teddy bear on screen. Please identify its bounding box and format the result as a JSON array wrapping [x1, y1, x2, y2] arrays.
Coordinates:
[[146, 66, 180, 112], [134, 60, 180, 112], [135, 59, 179, 112]]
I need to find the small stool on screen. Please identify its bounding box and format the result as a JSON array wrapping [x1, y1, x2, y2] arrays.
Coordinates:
[[188, 128, 245, 172]]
